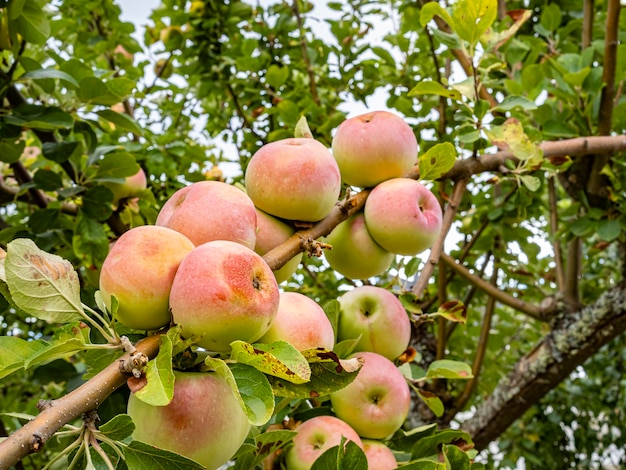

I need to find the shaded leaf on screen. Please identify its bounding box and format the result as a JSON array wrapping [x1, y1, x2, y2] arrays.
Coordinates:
[[311, 439, 368, 470], [99, 414, 135, 441], [123, 441, 204, 470]]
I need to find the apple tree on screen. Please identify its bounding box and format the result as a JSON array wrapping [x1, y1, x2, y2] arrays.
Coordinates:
[[1, 0, 626, 468]]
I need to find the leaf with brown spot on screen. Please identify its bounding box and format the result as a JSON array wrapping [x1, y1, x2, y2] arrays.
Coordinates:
[[5, 238, 84, 323]]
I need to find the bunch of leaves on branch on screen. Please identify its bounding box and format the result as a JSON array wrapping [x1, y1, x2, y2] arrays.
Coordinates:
[[1, 0, 626, 469]]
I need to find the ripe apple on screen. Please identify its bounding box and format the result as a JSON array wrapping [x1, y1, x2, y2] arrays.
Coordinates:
[[331, 110, 418, 188], [257, 291, 335, 351], [254, 208, 302, 283], [245, 138, 341, 222], [127, 370, 250, 469], [330, 351, 411, 439], [362, 439, 398, 469], [102, 167, 147, 205], [364, 177, 442, 256], [156, 180, 257, 249], [336, 286, 411, 361], [169, 240, 279, 351], [99, 225, 195, 330], [284, 415, 363, 470], [323, 211, 394, 279]]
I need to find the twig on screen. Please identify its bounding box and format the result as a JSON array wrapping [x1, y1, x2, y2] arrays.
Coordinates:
[[548, 176, 565, 291], [564, 237, 582, 309], [291, 0, 320, 106], [582, 0, 594, 48]]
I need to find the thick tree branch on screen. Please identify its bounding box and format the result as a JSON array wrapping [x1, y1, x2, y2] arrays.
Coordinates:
[[462, 284, 626, 451], [440, 253, 548, 320], [0, 335, 162, 469]]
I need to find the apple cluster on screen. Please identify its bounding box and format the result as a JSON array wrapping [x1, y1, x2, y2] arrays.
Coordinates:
[[96, 110, 437, 469]]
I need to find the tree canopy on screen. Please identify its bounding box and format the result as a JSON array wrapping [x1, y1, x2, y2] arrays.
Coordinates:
[[1, 0, 625, 468]]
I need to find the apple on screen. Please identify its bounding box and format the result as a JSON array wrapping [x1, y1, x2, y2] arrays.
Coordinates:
[[257, 291, 335, 351], [364, 177, 442, 256], [336, 286, 411, 361], [362, 439, 398, 469], [323, 211, 394, 279], [169, 240, 279, 351], [330, 351, 411, 439], [156, 180, 257, 249], [102, 167, 147, 205], [127, 370, 250, 470], [254, 208, 302, 283], [245, 138, 341, 222], [284, 415, 363, 470], [99, 225, 195, 330], [331, 110, 418, 188]]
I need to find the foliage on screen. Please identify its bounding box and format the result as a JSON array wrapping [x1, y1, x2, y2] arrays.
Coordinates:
[[1, 0, 626, 469]]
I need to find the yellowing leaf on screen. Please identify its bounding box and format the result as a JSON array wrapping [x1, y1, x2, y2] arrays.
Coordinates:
[[230, 340, 311, 384]]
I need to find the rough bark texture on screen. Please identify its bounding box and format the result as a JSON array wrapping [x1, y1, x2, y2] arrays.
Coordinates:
[[461, 285, 626, 450]]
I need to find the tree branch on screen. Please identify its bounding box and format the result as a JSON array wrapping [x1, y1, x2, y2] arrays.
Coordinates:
[[548, 176, 565, 292], [582, 0, 594, 48], [440, 252, 548, 320], [0, 335, 162, 468], [461, 284, 626, 451]]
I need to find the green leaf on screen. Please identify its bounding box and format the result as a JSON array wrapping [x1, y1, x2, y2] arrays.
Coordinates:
[[452, 0, 497, 47], [33, 169, 63, 191], [98, 414, 135, 441], [519, 174, 541, 192], [484, 9, 531, 50], [540, 3, 561, 33], [13, 0, 49, 44], [420, 2, 453, 28], [419, 142, 457, 180], [230, 362, 275, 425], [425, 359, 473, 380], [598, 219, 621, 242], [399, 292, 423, 315], [493, 96, 538, 112], [133, 334, 175, 406], [387, 423, 437, 453], [443, 444, 472, 470], [230, 340, 311, 384], [266, 64, 289, 88], [411, 429, 473, 459], [96, 109, 143, 136], [123, 440, 205, 470], [294, 115, 314, 139], [82, 186, 114, 221], [416, 389, 444, 417], [431, 300, 467, 324], [18, 68, 78, 87], [402, 458, 445, 469], [408, 81, 462, 101], [0, 336, 47, 379], [0, 140, 25, 163], [322, 299, 340, 340], [82, 348, 124, 380], [72, 212, 109, 268], [95, 152, 141, 181], [77, 77, 121, 106], [5, 104, 73, 131], [5, 238, 84, 323], [42, 141, 81, 164], [268, 349, 362, 398], [311, 439, 368, 470]]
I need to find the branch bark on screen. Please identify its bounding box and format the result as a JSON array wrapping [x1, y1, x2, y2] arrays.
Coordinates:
[[461, 284, 626, 451], [0, 335, 162, 469]]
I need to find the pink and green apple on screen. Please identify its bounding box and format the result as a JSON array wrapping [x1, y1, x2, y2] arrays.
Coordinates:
[[127, 370, 250, 470], [245, 138, 341, 222], [337, 286, 411, 361], [284, 415, 363, 470], [364, 177, 442, 256], [330, 351, 411, 439], [103, 167, 147, 205], [257, 291, 335, 351], [169, 240, 279, 351], [323, 211, 394, 280], [156, 180, 257, 249], [331, 110, 417, 188], [254, 208, 302, 283], [363, 439, 398, 469], [99, 225, 195, 330]]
